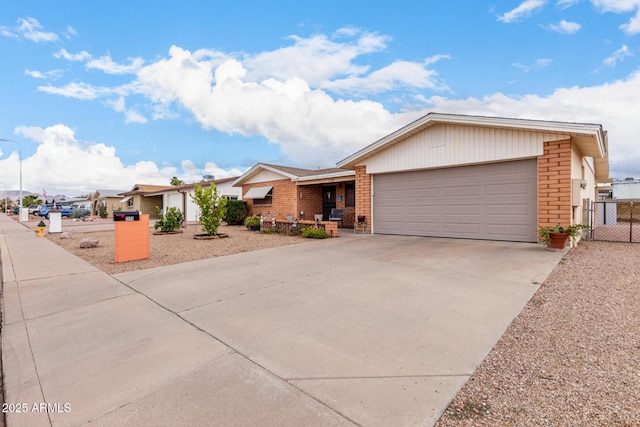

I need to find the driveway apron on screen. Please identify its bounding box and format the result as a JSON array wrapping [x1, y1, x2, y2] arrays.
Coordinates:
[[1, 214, 565, 426]]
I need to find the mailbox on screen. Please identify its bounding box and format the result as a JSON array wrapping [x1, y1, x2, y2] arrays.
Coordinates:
[[113, 211, 140, 221]]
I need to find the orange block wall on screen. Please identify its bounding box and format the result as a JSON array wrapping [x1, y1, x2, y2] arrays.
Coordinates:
[[114, 214, 150, 263]]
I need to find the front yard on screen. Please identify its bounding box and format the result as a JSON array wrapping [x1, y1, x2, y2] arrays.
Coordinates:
[[47, 223, 305, 274]]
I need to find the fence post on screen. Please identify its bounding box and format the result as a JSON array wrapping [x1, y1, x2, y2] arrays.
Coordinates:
[[630, 201, 634, 243]]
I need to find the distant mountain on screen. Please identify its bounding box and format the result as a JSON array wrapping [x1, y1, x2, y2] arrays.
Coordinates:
[[0, 190, 68, 202]]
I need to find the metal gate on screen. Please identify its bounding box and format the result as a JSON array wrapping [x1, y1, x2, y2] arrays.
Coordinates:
[[586, 199, 640, 243]]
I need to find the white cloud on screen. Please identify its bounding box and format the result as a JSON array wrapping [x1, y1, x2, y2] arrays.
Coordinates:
[[591, 0, 640, 13], [0, 125, 239, 195], [603, 45, 632, 67], [0, 26, 19, 39], [135, 51, 419, 164], [25, 69, 63, 80], [65, 25, 77, 39], [38, 82, 112, 100], [557, 0, 580, 9], [244, 29, 390, 87], [498, 0, 547, 23], [125, 109, 147, 124], [54, 48, 92, 61], [423, 70, 640, 178], [547, 19, 582, 33], [591, 0, 640, 34], [86, 54, 145, 74], [16, 17, 58, 42], [512, 58, 553, 72], [322, 56, 450, 94], [105, 96, 126, 112], [41, 30, 445, 165]]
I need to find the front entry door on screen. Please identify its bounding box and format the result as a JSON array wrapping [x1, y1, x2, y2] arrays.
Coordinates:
[[323, 186, 336, 221]]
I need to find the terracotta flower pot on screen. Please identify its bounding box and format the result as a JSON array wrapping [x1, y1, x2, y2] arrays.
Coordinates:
[[548, 232, 569, 249]]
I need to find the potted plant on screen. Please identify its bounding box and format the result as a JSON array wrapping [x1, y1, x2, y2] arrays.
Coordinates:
[[538, 223, 589, 249], [244, 215, 261, 231]]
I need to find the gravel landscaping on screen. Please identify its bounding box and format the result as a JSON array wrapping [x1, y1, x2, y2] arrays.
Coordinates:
[[47, 222, 306, 275], [42, 218, 640, 426]]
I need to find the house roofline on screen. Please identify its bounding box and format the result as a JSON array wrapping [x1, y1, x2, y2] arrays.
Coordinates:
[[232, 163, 354, 187]]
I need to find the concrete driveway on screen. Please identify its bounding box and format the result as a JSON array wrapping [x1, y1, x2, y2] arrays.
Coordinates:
[[1, 214, 565, 426]]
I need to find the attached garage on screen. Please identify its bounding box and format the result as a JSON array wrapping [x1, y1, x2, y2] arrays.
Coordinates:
[[373, 159, 537, 242], [337, 113, 610, 244]]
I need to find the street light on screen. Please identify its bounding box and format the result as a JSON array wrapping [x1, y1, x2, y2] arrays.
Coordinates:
[[0, 138, 22, 223]]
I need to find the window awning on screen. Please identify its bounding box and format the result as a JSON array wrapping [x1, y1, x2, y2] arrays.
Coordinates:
[[243, 186, 272, 199], [120, 196, 132, 203]]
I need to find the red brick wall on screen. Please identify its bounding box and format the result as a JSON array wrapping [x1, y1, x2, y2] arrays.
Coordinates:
[[355, 166, 371, 232], [297, 185, 323, 220], [243, 179, 297, 220], [538, 139, 572, 228]]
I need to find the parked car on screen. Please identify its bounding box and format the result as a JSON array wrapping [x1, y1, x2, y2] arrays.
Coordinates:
[[12, 206, 19, 214], [28, 205, 40, 215], [37, 204, 73, 219], [71, 203, 91, 216]]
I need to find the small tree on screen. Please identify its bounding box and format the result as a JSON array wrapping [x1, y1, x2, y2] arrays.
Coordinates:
[[97, 202, 108, 218], [170, 176, 185, 186], [22, 194, 42, 207], [191, 183, 227, 236], [154, 206, 184, 232]]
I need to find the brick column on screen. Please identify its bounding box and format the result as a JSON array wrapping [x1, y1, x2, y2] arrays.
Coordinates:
[[355, 166, 371, 233], [538, 139, 572, 229]]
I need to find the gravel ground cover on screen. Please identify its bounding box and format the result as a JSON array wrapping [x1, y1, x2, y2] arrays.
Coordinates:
[[47, 223, 305, 275], [436, 241, 640, 427]]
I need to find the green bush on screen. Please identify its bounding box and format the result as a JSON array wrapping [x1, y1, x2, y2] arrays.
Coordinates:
[[154, 206, 184, 232], [97, 203, 108, 218], [302, 227, 329, 239], [224, 199, 248, 225], [244, 215, 261, 229], [71, 208, 85, 219], [191, 184, 226, 236]]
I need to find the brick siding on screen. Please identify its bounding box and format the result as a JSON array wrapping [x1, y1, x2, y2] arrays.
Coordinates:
[[354, 166, 371, 232], [538, 139, 572, 228], [244, 179, 297, 219]]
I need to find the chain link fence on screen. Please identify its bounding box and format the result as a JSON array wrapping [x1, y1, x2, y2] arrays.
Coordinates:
[[586, 199, 640, 243]]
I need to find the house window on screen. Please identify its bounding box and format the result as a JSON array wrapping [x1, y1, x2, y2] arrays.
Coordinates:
[[253, 189, 273, 206], [345, 183, 355, 207], [127, 197, 134, 208]]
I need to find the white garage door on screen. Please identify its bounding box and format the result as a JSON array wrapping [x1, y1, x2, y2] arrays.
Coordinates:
[[373, 159, 538, 242]]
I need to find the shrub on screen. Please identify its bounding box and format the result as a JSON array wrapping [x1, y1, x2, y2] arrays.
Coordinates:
[[302, 227, 329, 239], [97, 203, 108, 218], [71, 208, 85, 219], [154, 206, 184, 232], [224, 200, 248, 225], [191, 183, 227, 236], [244, 215, 261, 229]]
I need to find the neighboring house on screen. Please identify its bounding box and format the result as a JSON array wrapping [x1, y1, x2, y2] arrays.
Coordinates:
[[89, 189, 128, 217], [119, 184, 172, 219], [145, 177, 242, 222], [336, 112, 610, 243], [611, 178, 640, 199], [232, 164, 356, 224]]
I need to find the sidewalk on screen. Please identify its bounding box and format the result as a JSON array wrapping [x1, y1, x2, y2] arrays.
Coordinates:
[[0, 214, 351, 426]]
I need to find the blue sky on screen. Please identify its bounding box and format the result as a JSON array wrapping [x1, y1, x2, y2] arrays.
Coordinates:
[[1, 0, 640, 195]]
